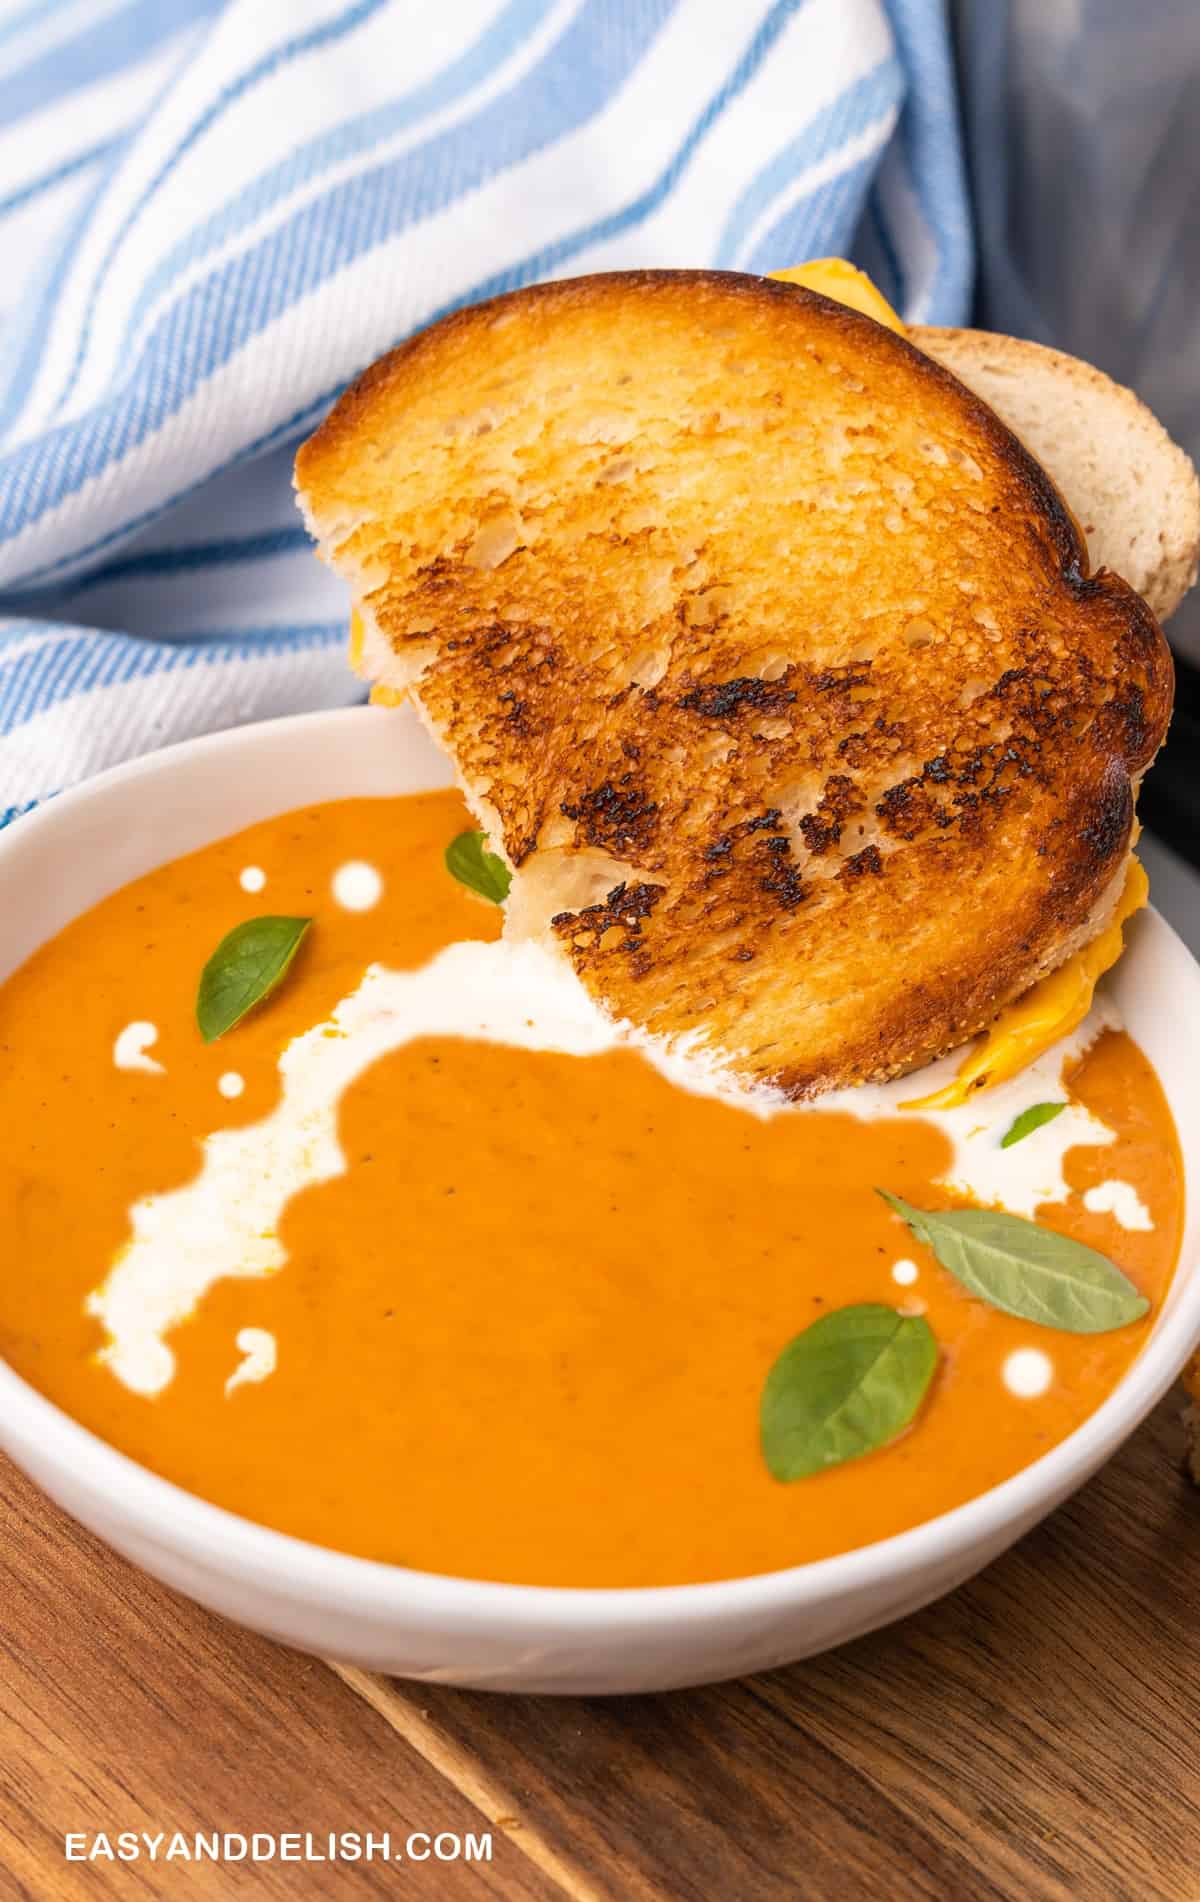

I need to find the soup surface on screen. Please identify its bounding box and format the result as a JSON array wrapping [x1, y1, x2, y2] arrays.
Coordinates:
[[0, 790, 1184, 1586]]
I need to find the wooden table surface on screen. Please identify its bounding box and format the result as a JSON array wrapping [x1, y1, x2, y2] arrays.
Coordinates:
[[2, 1391, 1198, 1901]]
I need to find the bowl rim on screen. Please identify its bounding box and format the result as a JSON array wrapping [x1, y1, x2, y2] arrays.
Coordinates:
[[1, 706, 1198, 1633]]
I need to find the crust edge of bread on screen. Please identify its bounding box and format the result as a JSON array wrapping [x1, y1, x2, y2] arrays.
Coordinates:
[[915, 325, 1200, 625]]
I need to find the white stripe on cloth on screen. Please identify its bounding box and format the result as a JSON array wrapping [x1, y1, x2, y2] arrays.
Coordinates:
[[0, 628, 361, 806]]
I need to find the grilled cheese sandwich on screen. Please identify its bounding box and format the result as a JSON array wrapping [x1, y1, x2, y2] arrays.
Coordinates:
[[297, 266, 1189, 1100]]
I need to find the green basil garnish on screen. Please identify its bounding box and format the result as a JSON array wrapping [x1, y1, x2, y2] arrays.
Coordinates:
[[878, 1191, 1149, 1333], [1001, 1102, 1067, 1149], [761, 1302, 938, 1482], [445, 830, 511, 905], [196, 916, 311, 1043]]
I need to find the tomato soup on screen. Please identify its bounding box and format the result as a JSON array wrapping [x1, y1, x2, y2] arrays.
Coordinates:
[[0, 791, 1183, 1587]]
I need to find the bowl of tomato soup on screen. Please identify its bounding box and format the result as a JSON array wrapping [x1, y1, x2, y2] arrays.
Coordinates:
[[0, 705, 1196, 1693]]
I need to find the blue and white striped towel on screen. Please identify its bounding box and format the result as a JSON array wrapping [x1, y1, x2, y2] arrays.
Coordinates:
[[0, 0, 971, 825]]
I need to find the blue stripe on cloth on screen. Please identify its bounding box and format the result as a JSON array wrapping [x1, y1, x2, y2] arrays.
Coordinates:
[[0, 132, 120, 221], [743, 149, 881, 277], [851, 189, 907, 313], [0, 0, 216, 132], [50, 0, 395, 417], [0, 798, 39, 827], [0, 619, 347, 736], [878, 0, 972, 323], [64, 526, 314, 589], [715, 55, 902, 268], [0, 0, 676, 565], [122, 0, 562, 356], [0, 796, 41, 827]]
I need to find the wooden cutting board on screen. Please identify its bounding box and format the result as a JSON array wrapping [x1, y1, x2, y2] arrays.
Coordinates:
[[1, 1390, 1197, 1900]]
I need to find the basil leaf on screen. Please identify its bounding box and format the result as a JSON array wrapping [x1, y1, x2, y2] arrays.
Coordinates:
[[1001, 1101, 1067, 1149], [445, 830, 511, 905], [196, 916, 311, 1043], [878, 1191, 1149, 1333], [761, 1302, 938, 1482]]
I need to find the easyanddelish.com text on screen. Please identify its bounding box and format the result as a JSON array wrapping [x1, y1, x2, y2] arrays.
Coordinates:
[[64, 1830, 493, 1865]]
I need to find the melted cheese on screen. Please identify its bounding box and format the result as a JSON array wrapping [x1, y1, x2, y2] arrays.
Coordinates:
[[348, 608, 367, 675], [769, 258, 906, 335], [903, 859, 1149, 1111], [350, 608, 405, 703]]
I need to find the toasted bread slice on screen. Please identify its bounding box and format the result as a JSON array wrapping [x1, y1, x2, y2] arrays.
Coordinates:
[[914, 328, 1200, 624], [296, 271, 1173, 1097]]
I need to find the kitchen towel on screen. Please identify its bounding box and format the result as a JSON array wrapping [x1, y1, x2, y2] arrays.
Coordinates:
[[0, 0, 971, 820]]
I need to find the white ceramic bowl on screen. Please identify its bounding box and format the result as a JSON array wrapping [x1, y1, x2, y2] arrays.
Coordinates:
[[1, 706, 1197, 1694]]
